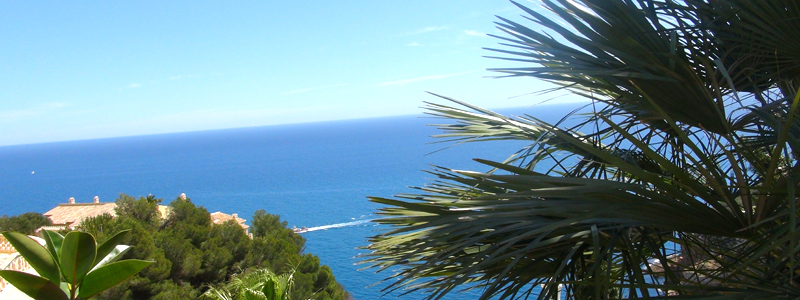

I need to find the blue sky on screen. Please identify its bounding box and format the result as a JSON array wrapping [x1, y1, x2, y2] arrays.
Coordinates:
[[0, 1, 579, 146]]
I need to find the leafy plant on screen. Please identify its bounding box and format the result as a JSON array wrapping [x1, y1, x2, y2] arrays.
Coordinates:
[[363, 0, 800, 299], [73, 195, 347, 300], [0, 230, 152, 300], [201, 268, 294, 300]]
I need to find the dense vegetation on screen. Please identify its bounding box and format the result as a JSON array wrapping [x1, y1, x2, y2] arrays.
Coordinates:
[[0, 212, 51, 235], [365, 0, 800, 299], [200, 268, 295, 300], [78, 194, 348, 300]]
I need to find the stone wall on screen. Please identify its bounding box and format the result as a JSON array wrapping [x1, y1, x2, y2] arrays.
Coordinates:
[[0, 236, 15, 254]]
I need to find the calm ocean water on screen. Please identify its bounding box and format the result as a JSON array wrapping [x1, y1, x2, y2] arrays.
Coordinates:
[[0, 104, 581, 299]]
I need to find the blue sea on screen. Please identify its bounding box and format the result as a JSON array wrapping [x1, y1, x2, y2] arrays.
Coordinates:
[[0, 104, 581, 299]]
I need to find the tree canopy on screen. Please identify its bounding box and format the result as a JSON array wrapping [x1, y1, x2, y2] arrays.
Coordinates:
[[77, 194, 348, 300], [0, 212, 52, 235]]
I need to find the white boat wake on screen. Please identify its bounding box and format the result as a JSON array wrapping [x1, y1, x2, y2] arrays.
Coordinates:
[[297, 219, 374, 233]]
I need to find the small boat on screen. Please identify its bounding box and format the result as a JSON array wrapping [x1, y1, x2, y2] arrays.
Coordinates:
[[292, 226, 309, 233]]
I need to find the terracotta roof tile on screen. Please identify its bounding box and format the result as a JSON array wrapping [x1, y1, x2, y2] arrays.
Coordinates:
[[43, 203, 117, 227], [40, 203, 248, 235]]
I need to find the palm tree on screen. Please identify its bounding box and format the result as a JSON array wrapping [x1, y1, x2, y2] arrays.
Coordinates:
[[200, 268, 294, 300], [363, 0, 800, 299]]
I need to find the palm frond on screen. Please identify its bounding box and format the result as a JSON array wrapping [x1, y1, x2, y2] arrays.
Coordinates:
[[363, 1, 800, 299]]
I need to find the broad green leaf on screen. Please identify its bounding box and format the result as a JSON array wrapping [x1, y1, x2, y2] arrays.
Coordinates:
[[1, 232, 61, 285], [78, 259, 152, 299], [0, 270, 68, 300], [90, 245, 131, 271], [60, 231, 97, 287], [93, 230, 130, 269], [41, 230, 64, 264]]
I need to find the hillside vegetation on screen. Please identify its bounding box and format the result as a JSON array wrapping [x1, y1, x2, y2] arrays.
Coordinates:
[[79, 194, 348, 300]]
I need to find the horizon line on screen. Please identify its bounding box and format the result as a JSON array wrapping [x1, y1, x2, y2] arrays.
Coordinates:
[[0, 101, 587, 148]]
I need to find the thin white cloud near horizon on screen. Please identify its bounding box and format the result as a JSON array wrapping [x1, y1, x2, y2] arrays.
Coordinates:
[[374, 71, 477, 87], [0, 105, 339, 147], [81, 105, 341, 138], [0, 102, 71, 121]]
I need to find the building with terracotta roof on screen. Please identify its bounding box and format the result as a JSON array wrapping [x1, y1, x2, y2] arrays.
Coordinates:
[[39, 196, 170, 232], [41, 196, 118, 231], [210, 211, 251, 238], [38, 195, 251, 239]]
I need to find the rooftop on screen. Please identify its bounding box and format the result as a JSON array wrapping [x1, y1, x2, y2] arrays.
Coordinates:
[[36, 196, 250, 237], [43, 202, 117, 228], [209, 211, 250, 229]]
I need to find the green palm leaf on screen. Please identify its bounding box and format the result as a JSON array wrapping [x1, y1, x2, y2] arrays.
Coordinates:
[[363, 0, 800, 299]]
